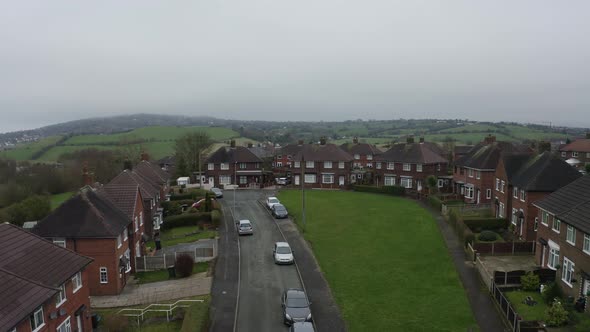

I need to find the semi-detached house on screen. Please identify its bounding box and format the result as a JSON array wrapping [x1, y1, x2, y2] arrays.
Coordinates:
[[534, 175, 590, 300], [0, 223, 93, 332], [339, 137, 383, 184], [206, 142, 264, 188], [559, 138, 590, 170], [291, 142, 353, 188]]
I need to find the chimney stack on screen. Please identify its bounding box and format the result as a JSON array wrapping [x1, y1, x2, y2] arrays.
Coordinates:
[[319, 136, 327, 145], [419, 137, 425, 144], [140, 152, 150, 161], [483, 134, 496, 145], [353, 136, 359, 144], [538, 141, 551, 153], [406, 136, 415, 144], [82, 162, 94, 186], [247, 142, 253, 148], [230, 139, 236, 148]]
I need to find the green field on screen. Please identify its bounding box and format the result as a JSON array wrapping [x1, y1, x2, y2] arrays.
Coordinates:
[[278, 190, 476, 331], [50, 191, 75, 210], [0, 136, 63, 161]]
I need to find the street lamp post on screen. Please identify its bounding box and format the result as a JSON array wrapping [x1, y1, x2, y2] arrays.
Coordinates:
[[301, 154, 306, 232], [233, 161, 237, 217]]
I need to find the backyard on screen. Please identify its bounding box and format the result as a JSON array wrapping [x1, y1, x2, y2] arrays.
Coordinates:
[[278, 190, 477, 331], [146, 226, 217, 249]]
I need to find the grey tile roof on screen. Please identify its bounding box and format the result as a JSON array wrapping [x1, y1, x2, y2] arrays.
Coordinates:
[[511, 152, 582, 192], [455, 142, 532, 170], [33, 187, 131, 238], [377, 142, 448, 164], [109, 169, 159, 200], [134, 160, 170, 184], [292, 144, 353, 162], [206, 146, 263, 164], [248, 146, 275, 159], [534, 175, 590, 233], [339, 143, 383, 156], [0, 224, 92, 331], [503, 154, 534, 182]]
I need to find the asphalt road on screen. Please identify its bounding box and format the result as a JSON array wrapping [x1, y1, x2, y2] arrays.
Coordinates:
[[233, 190, 302, 332]]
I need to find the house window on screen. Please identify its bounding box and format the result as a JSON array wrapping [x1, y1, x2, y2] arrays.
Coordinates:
[[208, 163, 214, 170], [387, 162, 395, 170], [220, 163, 229, 170], [541, 211, 549, 225], [566, 225, 576, 245], [123, 228, 128, 241], [534, 217, 538, 231], [306, 161, 314, 168], [276, 161, 283, 167], [322, 174, 334, 184], [486, 189, 491, 199], [553, 218, 561, 233], [56, 283, 67, 307], [499, 202, 505, 218], [324, 161, 332, 169], [100, 267, 108, 283], [562, 257, 575, 287], [140, 212, 143, 226], [587, 152, 590, 158], [304, 174, 316, 183], [53, 238, 66, 248], [584, 234, 590, 254], [572, 152, 579, 158], [561, 151, 566, 157], [476, 171, 481, 179], [117, 235, 122, 248], [384, 176, 395, 186], [465, 185, 474, 199], [495, 178, 500, 191], [72, 272, 82, 293], [354, 154, 360, 160], [400, 177, 412, 189], [239, 163, 247, 169], [468, 169, 474, 177], [366, 162, 373, 168], [367, 154, 373, 160], [437, 164, 441, 171], [376, 162, 382, 169], [294, 161, 300, 168], [437, 179, 444, 188], [548, 248, 560, 269], [277, 155, 282, 159], [30, 306, 45, 332], [500, 181, 505, 193], [403, 163, 411, 171], [125, 249, 132, 272], [56, 316, 71, 332], [513, 187, 518, 198], [416, 164, 423, 172], [338, 162, 345, 169], [134, 217, 139, 232], [240, 176, 247, 184], [219, 175, 231, 185], [511, 209, 517, 225], [520, 190, 526, 201]]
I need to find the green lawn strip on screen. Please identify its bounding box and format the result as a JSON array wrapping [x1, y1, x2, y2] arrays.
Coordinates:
[[0, 135, 63, 161], [50, 191, 75, 210], [94, 295, 209, 332], [146, 228, 217, 249], [503, 290, 547, 321], [135, 262, 209, 284], [278, 190, 477, 331]]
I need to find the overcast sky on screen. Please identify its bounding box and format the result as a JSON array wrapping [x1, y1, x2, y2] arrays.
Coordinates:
[[1, 1, 589, 133]]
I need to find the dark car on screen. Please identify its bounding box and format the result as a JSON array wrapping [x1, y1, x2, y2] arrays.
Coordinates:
[[290, 322, 315, 332], [272, 204, 288, 219], [282, 288, 312, 325]]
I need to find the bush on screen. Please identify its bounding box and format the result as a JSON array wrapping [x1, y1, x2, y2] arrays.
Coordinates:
[[428, 195, 443, 211], [211, 210, 222, 227], [162, 200, 200, 217], [175, 254, 195, 278], [541, 282, 562, 304], [478, 230, 498, 242], [103, 314, 129, 332], [352, 185, 405, 196], [464, 229, 475, 246], [546, 299, 569, 327], [463, 218, 508, 231], [162, 212, 211, 230], [521, 271, 540, 291]]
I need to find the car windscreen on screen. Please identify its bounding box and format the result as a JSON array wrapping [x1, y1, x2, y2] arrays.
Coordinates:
[[275, 206, 286, 213], [276, 246, 291, 254], [269, 198, 279, 204], [240, 223, 251, 228], [287, 297, 308, 308]]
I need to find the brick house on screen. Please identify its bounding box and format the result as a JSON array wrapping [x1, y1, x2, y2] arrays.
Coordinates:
[[494, 152, 581, 241], [0, 223, 93, 332], [291, 141, 353, 188], [273, 142, 305, 179], [492, 154, 531, 221], [339, 137, 383, 184], [134, 157, 171, 198], [33, 187, 144, 296], [559, 138, 590, 170], [375, 138, 450, 191], [534, 175, 590, 300], [453, 135, 531, 204], [205, 143, 264, 188]]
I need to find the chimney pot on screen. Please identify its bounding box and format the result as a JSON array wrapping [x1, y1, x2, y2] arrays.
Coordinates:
[[353, 136, 359, 144], [140, 152, 149, 161], [419, 137, 424, 144], [230, 140, 236, 148], [406, 136, 415, 144], [247, 142, 253, 148], [319, 136, 327, 145], [298, 139, 304, 145]]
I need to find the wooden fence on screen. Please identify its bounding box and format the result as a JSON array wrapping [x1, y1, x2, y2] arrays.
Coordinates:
[[490, 281, 548, 332], [473, 241, 535, 256], [135, 245, 216, 272]]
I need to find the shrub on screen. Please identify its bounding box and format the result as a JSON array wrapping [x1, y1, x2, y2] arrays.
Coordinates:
[[541, 282, 562, 304], [428, 195, 442, 211], [464, 229, 475, 246], [521, 271, 540, 291], [478, 230, 498, 242], [103, 314, 129, 332], [162, 212, 211, 230], [545, 299, 569, 327], [352, 185, 405, 196], [211, 210, 222, 227], [463, 218, 508, 231], [175, 254, 195, 278]]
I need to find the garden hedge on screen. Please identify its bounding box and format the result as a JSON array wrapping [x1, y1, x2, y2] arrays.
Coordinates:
[[352, 185, 405, 196], [162, 212, 211, 230], [427, 195, 443, 211], [170, 189, 209, 201], [463, 218, 508, 232]]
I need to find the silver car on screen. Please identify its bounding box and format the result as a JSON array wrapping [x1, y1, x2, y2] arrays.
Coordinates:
[[236, 219, 253, 235], [273, 242, 294, 265], [290, 322, 315, 332], [210, 187, 223, 198]]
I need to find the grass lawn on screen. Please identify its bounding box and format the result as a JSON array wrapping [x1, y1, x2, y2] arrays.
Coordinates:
[[278, 190, 477, 331], [0, 135, 63, 161], [146, 227, 217, 249], [50, 191, 75, 210], [94, 295, 210, 332], [135, 262, 209, 284], [504, 290, 548, 321]]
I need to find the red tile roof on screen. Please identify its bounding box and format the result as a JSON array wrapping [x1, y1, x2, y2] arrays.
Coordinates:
[[100, 184, 141, 220], [560, 139, 590, 153]]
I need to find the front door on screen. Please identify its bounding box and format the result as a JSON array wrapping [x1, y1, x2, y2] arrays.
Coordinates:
[[476, 190, 481, 204], [417, 180, 423, 192], [583, 278, 590, 297], [339, 176, 345, 185], [76, 313, 83, 332], [208, 177, 214, 186], [294, 175, 300, 186]]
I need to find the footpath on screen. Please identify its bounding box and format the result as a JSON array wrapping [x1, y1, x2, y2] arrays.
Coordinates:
[[419, 202, 510, 332]]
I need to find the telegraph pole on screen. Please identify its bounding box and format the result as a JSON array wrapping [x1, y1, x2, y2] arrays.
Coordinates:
[[233, 161, 237, 217], [301, 153, 306, 232]]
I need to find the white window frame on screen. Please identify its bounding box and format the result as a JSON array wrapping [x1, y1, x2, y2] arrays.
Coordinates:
[[376, 162, 382, 169], [322, 174, 334, 184], [72, 272, 82, 293], [294, 161, 300, 168], [125, 249, 132, 272], [367, 154, 373, 160], [416, 164, 423, 172], [553, 218, 561, 233], [511, 208, 517, 225], [584, 234, 590, 255], [534, 217, 538, 231], [56, 283, 67, 307], [208, 163, 214, 170], [240, 176, 247, 184], [117, 235, 122, 248], [219, 175, 231, 185], [384, 176, 395, 186], [498, 202, 505, 218], [220, 163, 229, 170], [123, 228, 128, 241], [400, 177, 412, 189], [366, 162, 373, 168], [572, 152, 579, 158], [30, 306, 45, 332], [100, 267, 108, 284], [387, 162, 395, 170], [403, 163, 411, 171], [134, 217, 139, 232], [276, 161, 283, 167], [140, 212, 143, 225], [304, 174, 316, 184], [561, 151, 566, 157], [465, 185, 474, 199], [476, 171, 481, 179], [56, 316, 71, 332], [305, 161, 314, 168], [500, 181, 505, 193], [353, 154, 360, 160], [520, 190, 526, 202], [513, 187, 518, 198], [566, 225, 576, 245], [437, 179, 444, 188], [541, 211, 549, 226], [53, 238, 66, 248], [239, 162, 247, 169], [495, 178, 500, 191], [468, 169, 474, 178], [324, 161, 332, 169], [486, 189, 491, 199], [562, 257, 575, 287], [548, 248, 560, 270], [338, 161, 345, 169], [437, 164, 441, 171]]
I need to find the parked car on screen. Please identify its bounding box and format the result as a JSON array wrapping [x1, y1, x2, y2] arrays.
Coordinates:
[[210, 187, 223, 198], [276, 177, 290, 185], [273, 242, 294, 264], [290, 322, 315, 332], [236, 219, 253, 235], [272, 204, 289, 219], [266, 196, 280, 210], [282, 288, 312, 325]]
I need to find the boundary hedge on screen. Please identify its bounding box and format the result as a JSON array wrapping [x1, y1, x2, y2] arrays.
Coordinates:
[[352, 185, 405, 196]]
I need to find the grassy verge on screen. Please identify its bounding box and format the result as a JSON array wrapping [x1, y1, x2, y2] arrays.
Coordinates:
[[278, 190, 477, 331], [94, 295, 210, 332], [50, 191, 75, 210], [146, 227, 217, 248], [135, 262, 209, 284]]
